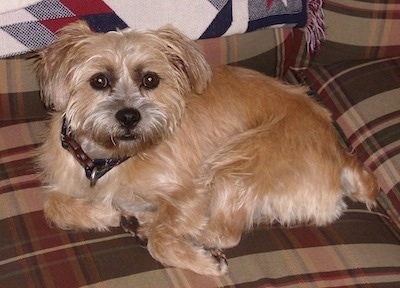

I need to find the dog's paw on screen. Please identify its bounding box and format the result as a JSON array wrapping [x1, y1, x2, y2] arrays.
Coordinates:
[[120, 215, 148, 246], [209, 248, 227, 267], [186, 247, 228, 276], [207, 248, 228, 275], [148, 237, 229, 276]]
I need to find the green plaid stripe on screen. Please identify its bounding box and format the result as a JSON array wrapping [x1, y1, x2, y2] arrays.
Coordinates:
[[292, 57, 400, 229]]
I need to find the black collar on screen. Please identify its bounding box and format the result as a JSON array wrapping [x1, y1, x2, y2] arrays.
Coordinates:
[[60, 116, 130, 186]]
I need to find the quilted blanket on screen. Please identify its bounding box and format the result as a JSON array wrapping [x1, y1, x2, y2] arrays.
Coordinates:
[[0, 0, 315, 58]]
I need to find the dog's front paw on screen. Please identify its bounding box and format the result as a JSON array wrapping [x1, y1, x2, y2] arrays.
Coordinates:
[[120, 215, 148, 246], [44, 193, 121, 230], [209, 247, 228, 268], [148, 237, 229, 276], [202, 247, 228, 275]]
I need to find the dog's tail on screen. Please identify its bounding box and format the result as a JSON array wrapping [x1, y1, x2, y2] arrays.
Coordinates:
[[341, 153, 379, 209]]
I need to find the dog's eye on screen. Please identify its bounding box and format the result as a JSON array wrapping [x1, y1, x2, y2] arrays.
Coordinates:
[[142, 72, 160, 89], [90, 73, 110, 90]]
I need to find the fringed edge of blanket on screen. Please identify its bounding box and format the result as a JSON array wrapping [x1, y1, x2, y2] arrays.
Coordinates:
[[305, 0, 326, 54]]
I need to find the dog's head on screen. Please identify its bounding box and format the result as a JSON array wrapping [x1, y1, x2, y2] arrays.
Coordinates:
[[36, 21, 211, 157]]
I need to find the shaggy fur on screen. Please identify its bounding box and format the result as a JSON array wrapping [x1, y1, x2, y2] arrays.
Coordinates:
[[36, 21, 378, 275]]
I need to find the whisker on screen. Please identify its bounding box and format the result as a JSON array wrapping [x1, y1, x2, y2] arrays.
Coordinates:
[[111, 135, 117, 146]]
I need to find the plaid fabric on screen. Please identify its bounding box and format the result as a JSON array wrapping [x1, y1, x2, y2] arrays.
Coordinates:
[[288, 57, 400, 230]]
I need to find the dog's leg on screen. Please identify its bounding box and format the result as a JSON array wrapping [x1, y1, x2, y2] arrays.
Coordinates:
[[44, 192, 120, 230], [197, 176, 253, 250], [120, 212, 227, 268], [144, 190, 228, 276], [197, 130, 269, 250], [341, 151, 378, 209], [199, 121, 353, 248], [120, 215, 147, 245]]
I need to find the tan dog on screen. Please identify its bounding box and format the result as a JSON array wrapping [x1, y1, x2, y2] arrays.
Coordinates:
[[36, 21, 378, 276]]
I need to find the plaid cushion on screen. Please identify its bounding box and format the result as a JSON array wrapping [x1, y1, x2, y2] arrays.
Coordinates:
[[287, 57, 400, 230]]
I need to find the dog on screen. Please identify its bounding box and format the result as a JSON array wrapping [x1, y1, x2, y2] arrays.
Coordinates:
[[35, 20, 378, 276]]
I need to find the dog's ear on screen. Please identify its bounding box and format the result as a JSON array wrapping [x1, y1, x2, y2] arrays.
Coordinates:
[[35, 20, 95, 111], [155, 26, 212, 94]]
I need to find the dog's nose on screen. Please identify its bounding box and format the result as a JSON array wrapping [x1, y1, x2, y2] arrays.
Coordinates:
[[116, 108, 141, 128]]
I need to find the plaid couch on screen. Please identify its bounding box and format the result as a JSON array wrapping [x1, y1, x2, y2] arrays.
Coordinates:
[[1, 1, 400, 287]]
